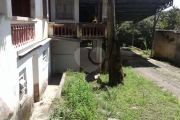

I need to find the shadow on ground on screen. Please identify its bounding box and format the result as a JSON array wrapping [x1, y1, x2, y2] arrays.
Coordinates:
[[49, 73, 62, 85], [121, 49, 159, 68], [152, 57, 180, 69]]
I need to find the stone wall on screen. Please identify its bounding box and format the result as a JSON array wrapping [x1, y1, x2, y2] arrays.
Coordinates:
[[152, 30, 180, 63]]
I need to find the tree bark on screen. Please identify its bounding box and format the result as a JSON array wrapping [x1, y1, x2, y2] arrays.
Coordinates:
[[106, 0, 124, 86]]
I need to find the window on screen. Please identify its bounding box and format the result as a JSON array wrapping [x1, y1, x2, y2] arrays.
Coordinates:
[[56, 0, 74, 19], [19, 69, 27, 100], [43, 0, 47, 18], [11, 0, 31, 17], [43, 50, 48, 62], [42, 50, 48, 70]]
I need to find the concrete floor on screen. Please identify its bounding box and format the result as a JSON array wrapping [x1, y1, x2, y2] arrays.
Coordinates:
[[29, 73, 64, 120]]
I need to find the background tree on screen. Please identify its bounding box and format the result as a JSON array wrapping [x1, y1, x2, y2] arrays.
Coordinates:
[[159, 6, 180, 30], [117, 17, 154, 50], [117, 6, 180, 50]]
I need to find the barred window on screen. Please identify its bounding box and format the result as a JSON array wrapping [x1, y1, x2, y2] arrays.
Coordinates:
[[43, 50, 48, 62], [19, 69, 27, 100], [56, 0, 74, 19]]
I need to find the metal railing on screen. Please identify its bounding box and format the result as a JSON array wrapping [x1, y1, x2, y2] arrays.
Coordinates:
[[11, 23, 35, 47]]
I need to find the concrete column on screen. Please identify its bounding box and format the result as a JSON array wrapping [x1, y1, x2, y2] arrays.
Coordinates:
[[102, 0, 108, 22], [48, 22, 54, 36], [32, 52, 40, 102], [96, 40, 103, 72], [92, 40, 97, 49]]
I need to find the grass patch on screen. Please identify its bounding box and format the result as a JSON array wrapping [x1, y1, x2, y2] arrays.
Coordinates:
[[50, 68, 180, 120], [50, 70, 98, 120]]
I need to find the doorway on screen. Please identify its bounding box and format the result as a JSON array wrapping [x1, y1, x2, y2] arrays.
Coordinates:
[[79, 1, 102, 23]]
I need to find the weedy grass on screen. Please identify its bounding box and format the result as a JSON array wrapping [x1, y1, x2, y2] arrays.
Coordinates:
[[50, 68, 180, 120], [50, 70, 98, 120]]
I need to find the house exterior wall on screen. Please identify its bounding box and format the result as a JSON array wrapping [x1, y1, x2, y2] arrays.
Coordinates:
[[102, 0, 107, 22], [152, 30, 180, 63], [33, 42, 51, 102], [50, 0, 79, 23], [0, 0, 51, 119], [50, 0, 108, 23], [0, 15, 18, 120], [17, 52, 34, 120], [51, 40, 80, 73], [0, 0, 12, 19]]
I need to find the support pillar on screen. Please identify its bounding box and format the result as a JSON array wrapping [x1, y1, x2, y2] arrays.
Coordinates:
[[151, 13, 161, 57]]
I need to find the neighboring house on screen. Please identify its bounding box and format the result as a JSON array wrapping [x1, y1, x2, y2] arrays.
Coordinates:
[[0, 0, 51, 119]]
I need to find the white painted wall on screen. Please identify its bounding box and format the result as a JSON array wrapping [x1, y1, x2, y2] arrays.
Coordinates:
[[0, 0, 51, 119], [52, 40, 80, 73], [34, 0, 49, 40], [102, 0, 107, 22], [0, 0, 12, 19], [0, 15, 18, 119], [0, 0, 7, 15], [50, 0, 79, 23], [33, 42, 51, 101], [17, 53, 34, 100]]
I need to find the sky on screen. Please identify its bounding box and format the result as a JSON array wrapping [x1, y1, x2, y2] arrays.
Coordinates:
[[164, 0, 180, 10], [173, 0, 180, 8]]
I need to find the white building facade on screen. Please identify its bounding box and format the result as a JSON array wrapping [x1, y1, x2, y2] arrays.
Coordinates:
[[0, 0, 51, 119], [0, 0, 108, 119]]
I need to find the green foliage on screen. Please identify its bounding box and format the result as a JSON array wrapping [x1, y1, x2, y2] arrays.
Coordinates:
[[87, 42, 92, 47], [118, 6, 180, 50], [118, 17, 153, 49], [50, 69, 180, 120], [50, 71, 98, 120], [159, 6, 180, 30]]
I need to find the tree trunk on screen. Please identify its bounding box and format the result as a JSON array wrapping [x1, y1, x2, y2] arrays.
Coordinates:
[[106, 0, 124, 86]]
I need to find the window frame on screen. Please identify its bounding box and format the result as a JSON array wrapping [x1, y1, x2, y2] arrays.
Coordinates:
[[55, 0, 74, 20], [11, 0, 30, 17]]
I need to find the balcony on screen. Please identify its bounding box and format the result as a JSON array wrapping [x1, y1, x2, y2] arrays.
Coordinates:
[[48, 23, 107, 40], [11, 23, 35, 48], [53, 23, 77, 38]]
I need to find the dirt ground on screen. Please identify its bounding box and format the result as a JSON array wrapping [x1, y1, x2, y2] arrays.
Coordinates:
[[121, 49, 180, 100]]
